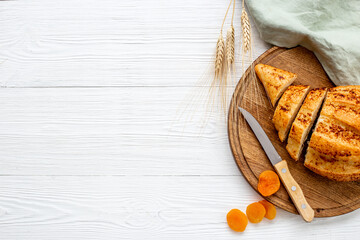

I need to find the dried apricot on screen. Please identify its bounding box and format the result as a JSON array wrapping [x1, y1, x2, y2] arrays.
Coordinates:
[[257, 170, 280, 196], [246, 202, 266, 223], [259, 200, 277, 220], [226, 209, 248, 232]]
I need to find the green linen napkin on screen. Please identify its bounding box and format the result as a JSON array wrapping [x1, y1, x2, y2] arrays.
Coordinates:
[[246, 0, 360, 86]]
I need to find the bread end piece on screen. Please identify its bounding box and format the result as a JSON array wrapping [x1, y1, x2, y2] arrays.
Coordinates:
[[255, 64, 297, 107]]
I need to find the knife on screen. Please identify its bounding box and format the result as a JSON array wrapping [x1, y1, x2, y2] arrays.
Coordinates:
[[238, 107, 314, 222]]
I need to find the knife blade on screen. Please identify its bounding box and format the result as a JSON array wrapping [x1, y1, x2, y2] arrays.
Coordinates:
[[238, 107, 282, 165], [238, 107, 314, 222]]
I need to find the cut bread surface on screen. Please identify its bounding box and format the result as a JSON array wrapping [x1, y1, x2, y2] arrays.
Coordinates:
[[255, 64, 297, 106], [305, 86, 360, 181], [273, 85, 310, 142], [286, 88, 327, 161]]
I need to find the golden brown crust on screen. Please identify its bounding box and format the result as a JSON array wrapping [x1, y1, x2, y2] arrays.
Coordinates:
[[286, 88, 327, 160], [305, 147, 360, 181], [305, 86, 360, 181], [321, 87, 360, 132], [309, 116, 360, 161], [255, 64, 297, 106], [273, 85, 310, 142]]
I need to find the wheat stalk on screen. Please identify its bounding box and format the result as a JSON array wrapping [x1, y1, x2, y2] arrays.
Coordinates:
[[174, 0, 257, 135], [226, 26, 235, 66], [225, 25, 235, 116], [211, 0, 233, 117], [215, 33, 225, 79], [241, 8, 251, 54], [228, 0, 235, 67], [177, 0, 234, 129], [215, 0, 233, 79], [238, 1, 263, 118]]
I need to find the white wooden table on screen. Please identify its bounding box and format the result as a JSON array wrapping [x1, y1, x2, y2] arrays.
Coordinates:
[[0, 0, 359, 239]]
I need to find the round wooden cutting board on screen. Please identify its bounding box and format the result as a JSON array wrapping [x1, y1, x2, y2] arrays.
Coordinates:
[[228, 46, 360, 217]]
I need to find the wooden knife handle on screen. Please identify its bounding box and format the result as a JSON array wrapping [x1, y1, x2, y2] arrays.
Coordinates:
[[274, 160, 314, 222]]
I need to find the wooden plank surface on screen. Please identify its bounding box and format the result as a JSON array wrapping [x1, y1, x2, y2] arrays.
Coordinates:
[[1, 176, 359, 240], [0, 87, 239, 176], [0, 0, 359, 239], [0, 0, 270, 87]]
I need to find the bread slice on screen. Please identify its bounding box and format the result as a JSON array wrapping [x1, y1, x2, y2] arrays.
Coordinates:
[[304, 86, 360, 181], [305, 147, 360, 182], [286, 88, 327, 161], [273, 85, 310, 142], [255, 64, 297, 106]]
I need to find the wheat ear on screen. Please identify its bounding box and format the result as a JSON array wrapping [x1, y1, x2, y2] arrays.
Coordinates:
[[227, 0, 235, 68], [225, 25, 235, 117], [241, 8, 251, 54], [215, 33, 225, 79], [226, 26, 235, 67]]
